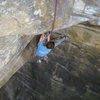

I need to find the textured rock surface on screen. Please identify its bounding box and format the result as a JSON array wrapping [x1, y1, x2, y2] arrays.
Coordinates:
[[0, 26, 100, 100], [0, 35, 34, 87], [59, 24, 100, 49], [0, 0, 100, 88], [0, 0, 100, 37]]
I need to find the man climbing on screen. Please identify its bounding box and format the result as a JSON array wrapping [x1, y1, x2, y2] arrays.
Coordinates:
[[35, 31, 69, 63]]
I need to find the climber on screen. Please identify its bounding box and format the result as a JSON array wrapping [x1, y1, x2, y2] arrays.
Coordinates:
[[35, 31, 69, 63]]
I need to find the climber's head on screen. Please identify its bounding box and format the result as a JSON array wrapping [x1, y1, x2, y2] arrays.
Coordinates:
[[46, 41, 55, 49]]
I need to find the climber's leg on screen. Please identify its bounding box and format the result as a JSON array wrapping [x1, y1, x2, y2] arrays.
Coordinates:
[[53, 36, 69, 47]]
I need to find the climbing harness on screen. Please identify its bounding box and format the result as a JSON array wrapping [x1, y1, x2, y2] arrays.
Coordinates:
[[50, 0, 58, 34]]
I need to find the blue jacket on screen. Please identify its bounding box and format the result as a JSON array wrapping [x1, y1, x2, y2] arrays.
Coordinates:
[[36, 41, 51, 56]]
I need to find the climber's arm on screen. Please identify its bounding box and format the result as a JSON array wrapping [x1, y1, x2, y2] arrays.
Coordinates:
[[47, 33, 51, 42], [39, 34, 45, 41]]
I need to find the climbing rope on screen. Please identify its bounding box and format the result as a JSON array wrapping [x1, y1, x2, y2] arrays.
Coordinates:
[[50, 0, 58, 33]]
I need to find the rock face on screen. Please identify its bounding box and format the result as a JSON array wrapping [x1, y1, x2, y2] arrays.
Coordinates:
[[60, 24, 100, 49], [0, 25, 100, 100], [0, 0, 100, 88], [0, 0, 100, 37]]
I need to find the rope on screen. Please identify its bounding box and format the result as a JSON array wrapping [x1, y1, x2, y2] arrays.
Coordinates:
[[50, 0, 58, 33]]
